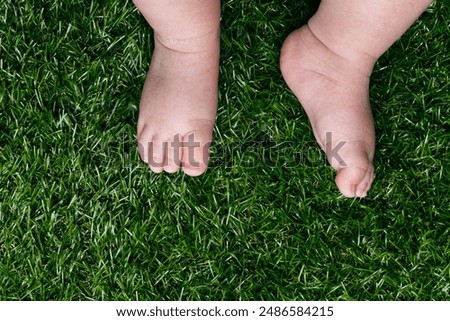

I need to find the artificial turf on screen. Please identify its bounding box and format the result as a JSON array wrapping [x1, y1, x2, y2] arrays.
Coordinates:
[[0, 0, 449, 300]]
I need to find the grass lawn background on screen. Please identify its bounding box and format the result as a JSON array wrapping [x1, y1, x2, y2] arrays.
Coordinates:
[[0, 0, 449, 300]]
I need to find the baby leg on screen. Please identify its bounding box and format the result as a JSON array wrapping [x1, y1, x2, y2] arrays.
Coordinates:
[[134, 0, 220, 175], [281, 0, 432, 197]]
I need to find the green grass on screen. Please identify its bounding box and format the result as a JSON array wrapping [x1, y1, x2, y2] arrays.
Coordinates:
[[0, 0, 449, 300]]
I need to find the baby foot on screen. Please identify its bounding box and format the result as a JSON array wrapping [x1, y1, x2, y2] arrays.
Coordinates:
[[137, 31, 219, 176], [280, 25, 376, 198]]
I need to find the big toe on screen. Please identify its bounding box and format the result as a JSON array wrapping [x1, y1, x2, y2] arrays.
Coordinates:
[[181, 130, 212, 177], [332, 145, 373, 198], [335, 166, 369, 198], [354, 164, 374, 198]]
